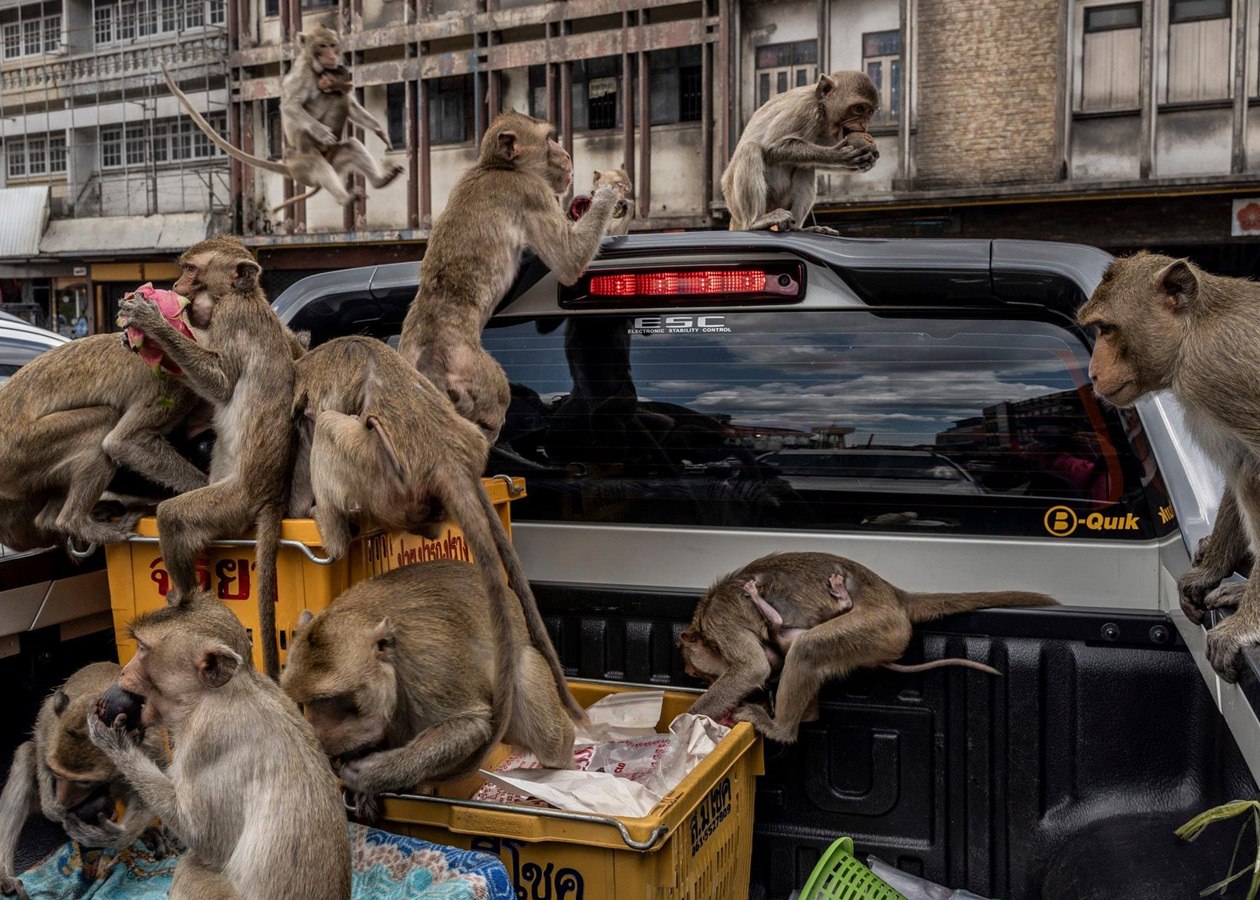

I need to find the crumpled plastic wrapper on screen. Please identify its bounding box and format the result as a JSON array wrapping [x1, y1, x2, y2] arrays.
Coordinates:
[[474, 691, 730, 817]]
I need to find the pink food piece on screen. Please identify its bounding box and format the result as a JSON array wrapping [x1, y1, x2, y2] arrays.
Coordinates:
[[119, 283, 195, 376], [568, 194, 593, 222]]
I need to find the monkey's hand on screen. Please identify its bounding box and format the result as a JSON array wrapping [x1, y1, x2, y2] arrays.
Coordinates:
[[86, 711, 140, 759], [346, 790, 381, 823], [1179, 561, 1234, 624], [732, 704, 799, 744], [310, 121, 339, 148], [1205, 603, 1260, 683], [338, 754, 392, 801], [0, 874, 28, 899], [116, 295, 166, 336], [62, 811, 145, 851]]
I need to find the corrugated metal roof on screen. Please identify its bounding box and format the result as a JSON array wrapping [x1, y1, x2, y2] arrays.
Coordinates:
[[0, 186, 49, 259], [40, 213, 210, 256]]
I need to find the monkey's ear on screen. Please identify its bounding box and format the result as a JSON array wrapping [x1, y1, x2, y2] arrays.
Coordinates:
[[1156, 258, 1199, 310], [816, 74, 837, 98], [496, 131, 519, 161], [297, 610, 314, 629], [52, 690, 70, 716], [196, 643, 242, 689], [370, 618, 395, 661], [233, 259, 262, 292]]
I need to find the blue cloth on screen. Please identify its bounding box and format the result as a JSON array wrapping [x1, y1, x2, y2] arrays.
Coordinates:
[[16, 823, 513, 900]]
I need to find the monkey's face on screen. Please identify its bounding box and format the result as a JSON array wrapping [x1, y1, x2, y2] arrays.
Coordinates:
[[45, 690, 116, 809], [302, 26, 342, 73], [281, 617, 399, 758], [317, 66, 353, 95], [545, 134, 573, 194], [1078, 253, 1190, 408], [818, 73, 880, 141], [679, 632, 727, 685], [122, 625, 242, 727]]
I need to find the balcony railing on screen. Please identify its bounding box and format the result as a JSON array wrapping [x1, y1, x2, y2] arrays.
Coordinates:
[[1, 34, 227, 95]]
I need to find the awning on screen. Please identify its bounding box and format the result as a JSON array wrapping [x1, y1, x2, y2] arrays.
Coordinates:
[[0, 186, 50, 259], [40, 213, 211, 258]]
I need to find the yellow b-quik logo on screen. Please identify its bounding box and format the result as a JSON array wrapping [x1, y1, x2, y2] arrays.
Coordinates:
[[1044, 506, 1140, 537]]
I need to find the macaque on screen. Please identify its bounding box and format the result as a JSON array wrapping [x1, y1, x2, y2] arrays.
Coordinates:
[[0, 330, 207, 551], [281, 560, 575, 818], [162, 27, 401, 212], [568, 169, 635, 236], [0, 663, 168, 900], [397, 110, 630, 442], [721, 71, 880, 234], [681, 552, 1056, 743], [87, 600, 351, 900], [1078, 252, 1260, 682], [115, 236, 293, 678], [288, 336, 583, 725]]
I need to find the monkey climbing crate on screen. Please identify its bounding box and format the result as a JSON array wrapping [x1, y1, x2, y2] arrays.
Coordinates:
[[376, 681, 764, 900], [104, 475, 525, 672]]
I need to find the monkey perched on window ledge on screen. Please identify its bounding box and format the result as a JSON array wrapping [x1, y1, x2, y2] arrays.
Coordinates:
[[1078, 252, 1260, 682], [681, 552, 1055, 743], [721, 71, 880, 235]]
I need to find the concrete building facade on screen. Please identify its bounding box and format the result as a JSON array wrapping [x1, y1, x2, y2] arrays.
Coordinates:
[[3, 0, 1260, 330]]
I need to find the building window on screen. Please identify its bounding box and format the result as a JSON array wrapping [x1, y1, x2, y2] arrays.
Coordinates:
[[42, 14, 58, 51], [105, 115, 223, 169], [680, 63, 702, 122], [22, 19, 39, 55], [1167, 0, 1230, 102], [136, 0, 156, 37], [862, 30, 902, 126], [101, 128, 122, 167], [48, 134, 66, 173], [646, 48, 702, 125], [300, 0, 336, 10], [160, 0, 177, 33], [26, 137, 46, 174], [94, 0, 221, 44], [125, 125, 145, 166], [117, 2, 135, 39], [266, 98, 282, 158], [94, 6, 112, 43], [7, 141, 26, 178], [528, 65, 546, 119], [585, 56, 620, 130], [1078, 3, 1141, 111], [185, 0, 203, 27], [755, 40, 818, 107], [428, 76, 470, 145], [208, 0, 224, 25], [3, 23, 19, 58], [387, 82, 406, 149]]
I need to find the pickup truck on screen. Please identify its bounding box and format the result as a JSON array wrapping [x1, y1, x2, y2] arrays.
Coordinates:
[[2, 234, 1256, 898]]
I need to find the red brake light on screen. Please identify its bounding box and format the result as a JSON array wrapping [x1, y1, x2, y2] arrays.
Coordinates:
[[589, 270, 769, 297]]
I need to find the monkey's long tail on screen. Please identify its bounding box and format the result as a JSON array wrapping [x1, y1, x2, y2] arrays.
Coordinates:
[[161, 63, 293, 178], [883, 659, 1003, 676], [477, 485, 588, 726], [271, 186, 322, 214], [899, 590, 1057, 626], [254, 504, 283, 680]]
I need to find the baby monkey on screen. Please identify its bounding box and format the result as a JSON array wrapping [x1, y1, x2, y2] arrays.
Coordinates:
[[681, 552, 1056, 743]]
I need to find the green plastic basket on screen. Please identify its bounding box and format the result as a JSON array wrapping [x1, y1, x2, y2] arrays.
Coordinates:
[[799, 837, 909, 900]]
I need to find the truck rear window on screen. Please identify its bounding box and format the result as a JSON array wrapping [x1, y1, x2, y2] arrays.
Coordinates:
[[479, 309, 1173, 540]]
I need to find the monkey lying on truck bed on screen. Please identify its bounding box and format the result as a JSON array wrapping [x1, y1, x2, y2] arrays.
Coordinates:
[[681, 552, 1056, 743], [281, 561, 576, 820], [0, 663, 169, 900], [88, 599, 351, 900]]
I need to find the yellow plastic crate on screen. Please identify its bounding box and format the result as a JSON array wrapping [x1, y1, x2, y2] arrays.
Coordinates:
[[105, 475, 525, 671], [377, 681, 764, 900]]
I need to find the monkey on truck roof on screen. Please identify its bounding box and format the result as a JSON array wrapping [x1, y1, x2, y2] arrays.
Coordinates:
[[681, 552, 1056, 744], [721, 71, 880, 235]]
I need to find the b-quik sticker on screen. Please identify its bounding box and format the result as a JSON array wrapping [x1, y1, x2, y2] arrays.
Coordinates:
[[1044, 506, 1140, 537]]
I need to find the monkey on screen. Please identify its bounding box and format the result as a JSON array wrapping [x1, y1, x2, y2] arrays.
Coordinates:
[[287, 336, 584, 726], [281, 560, 576, 819], [680, 552, 1056, 743], [396, 110, 630, 442], [160, 29, 401, 212], [115, 235, 293, 679], [87, 599, 351, 900], [1077, 251, 1260, 682], [0, 663, 169, 900], [568, 169, 635, 236], [0, 330, 208, 551], [720, 71, 880, 235]]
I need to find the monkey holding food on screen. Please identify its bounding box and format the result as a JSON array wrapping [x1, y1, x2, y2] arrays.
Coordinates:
[[397, 110, 630, 443], [281, 560, 576, 819], [88, 599, 351, 900], [721, 71, 880, 234], [1078, 252, 1260, 681], [115, 235, 293, 678], [568, 169, 635, 236], [681, 552, 1056, 743], [288, 335, 583, 727], [0, 663, 169, 900]]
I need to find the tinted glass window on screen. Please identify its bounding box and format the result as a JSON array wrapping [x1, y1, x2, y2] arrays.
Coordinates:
[[481, 310, 1172, 540]]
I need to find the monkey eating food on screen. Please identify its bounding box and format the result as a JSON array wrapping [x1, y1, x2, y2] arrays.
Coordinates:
[[281, 560, 576, 820], [569, 169, 635, 236], [681, 552, 1056, 743], [88, 599, 351, 900], [1078, 252, 1260, 681], [397, 110, 630, 442], [0, 663, 168, 900], [720, 71, 880, 234]]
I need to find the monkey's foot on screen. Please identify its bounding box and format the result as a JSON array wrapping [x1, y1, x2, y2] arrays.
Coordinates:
[[372, 163, 404, 189], [747, 209, 797, 232], [63, 813, 135, 851], [0, 875, 28, 899], [1178, 565, 1231, 624], [1206, 612, 1260, 683], [802, 225, 842, 236], [140, 826, 181, 859], [347, 790, 381, 823], [742, 579, 761, 602], [1205, 582, 1247, 610], [732, 704, 800, 744]]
